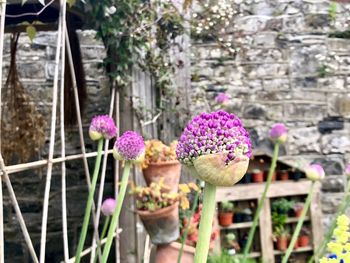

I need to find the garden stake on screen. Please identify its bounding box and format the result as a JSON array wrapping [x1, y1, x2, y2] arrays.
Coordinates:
[[101, 161, 131, 263], [75, 139, 104, 263], [93, 216, 111, 263], [282, 182, 315, 263], [242, 142, 280, 262], [177, 186, 200, 263], [194, 182, 216, 263], [309, 178, 350, 262]]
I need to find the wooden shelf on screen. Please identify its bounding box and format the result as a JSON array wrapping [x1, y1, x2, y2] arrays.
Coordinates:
[[219, 221, 253, 230], [235, 252, 262, 258], [285, 216, 310, 223], [273, 246, 313, 255]]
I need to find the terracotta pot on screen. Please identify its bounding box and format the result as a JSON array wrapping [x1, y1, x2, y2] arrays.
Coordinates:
[[298, 235, 310, 247], [294, 208, 303, 218], [137, 202, 179, 244], [252, 171, 264, 183], [264, 171, 276, 181], [276, 237, 288, 251], [218, 212, 233, 226], [155, 242, 195, 263], [288, 238, 299, 250], [279, 171, 289, 181], [142, 161, 181, 192]]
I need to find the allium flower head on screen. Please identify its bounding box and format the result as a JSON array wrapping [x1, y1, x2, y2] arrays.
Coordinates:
[[101, 198, 116, 216], [305, 164, 325, 181], [269, 123, 287, 144], [113, 131, 145, 163], [89, 115, 117, 141], [176, 110, 251, 186], [215, 92, 230, 105], [345, 164, 350, 177]]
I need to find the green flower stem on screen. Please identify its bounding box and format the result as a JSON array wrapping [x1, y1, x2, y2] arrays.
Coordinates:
[[308, 178, 350, 263], [177, 187, 201, 263], [75, 139, 103, 263], [101, 161, 131, 263], [242, 142, 280, 262], [93, 216, 111, 263], [194, 182, 216, 263], [282, 182, 315, 263]]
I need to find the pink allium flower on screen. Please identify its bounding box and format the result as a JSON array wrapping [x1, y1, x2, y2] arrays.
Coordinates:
[[215, 92, 230, 105], [176, 110, 251, 186], [113, 131, 145, 162], [345, 164, 350, 177], [269, 123, 288, 144], [89, 115, 117, 141], [305, 164, 325, 181], [101, 198, 116, 216]]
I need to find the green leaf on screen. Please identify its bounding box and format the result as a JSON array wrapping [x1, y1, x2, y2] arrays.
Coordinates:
[[67, 0, 76, 7], [26, 25, 36, 42]]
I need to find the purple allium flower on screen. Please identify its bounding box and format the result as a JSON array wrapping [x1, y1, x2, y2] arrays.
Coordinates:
[[89, 115, 117, 141], [346, 164, 350, 177], [113, 131, 145, 162], [101, 198, 116, 216], [305, 164, 325, 181], [269, 123, 287, 144], [215, 92, 230, 105]]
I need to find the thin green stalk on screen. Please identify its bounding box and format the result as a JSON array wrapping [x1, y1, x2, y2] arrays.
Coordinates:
[[308, 178, 350, 262], [242, 143, 280, 262], [177, 188, 200, 263], [194, 183, 216, 263], [75, 139, 103, 263], [101, 161, 131, 263], [282, 182, 315, 263], [93, 216, 111, 263]]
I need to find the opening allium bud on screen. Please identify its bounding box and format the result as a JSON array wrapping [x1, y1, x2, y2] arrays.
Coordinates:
[[176, 110, 251, 186], [305, 164, 325, 181], [215, 92, 230, 105], [101, 198, 116, 216], [269, 123, 287, 144], [113, 131, 145, 163], [346, 164, 350, 177], [89, 115, 117, 141]]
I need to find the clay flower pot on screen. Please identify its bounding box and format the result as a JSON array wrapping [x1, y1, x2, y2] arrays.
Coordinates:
[[264, 171, 276, 181], [294, 208, 303, 218], [288, 238, 299, 250], [279, 171, 289, 181], [137, 202, 179, 244], [218, 212, 233, 227], [252, 170, 264, 183], [155, 242, 195, 263], [142, 160, 181, 192], [298, 235, 310, 247], [276, 237, 288, 251]]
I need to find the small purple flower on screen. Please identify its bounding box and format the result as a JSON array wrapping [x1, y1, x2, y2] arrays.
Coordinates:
[[113, 131, 145, 162], [215, 92, 230, 105], [269, 123, 288, 144], [89, 115, 117, 141], [345, 164, 350, 177], [305, 164, 325, 181], [101, 198, 116, 216]]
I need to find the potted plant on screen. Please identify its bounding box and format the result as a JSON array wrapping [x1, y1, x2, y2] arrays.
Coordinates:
[[293, 202, 304, 218], [272, 198, 295, 215], [218, 201, 234, 226], [142, 140, 181, 192], [234, 208, 244, 223], [130, 179, 194, 244], [298, 226, 311, 247], [252, 169, 264, 183], [225, 233, 240, 253], [278, 170, 289, 181], [264, 171, 276, 181], [242, 208, 253, 222], [273, 226, 290, 251]]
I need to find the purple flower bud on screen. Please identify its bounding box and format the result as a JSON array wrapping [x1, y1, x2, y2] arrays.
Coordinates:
[[345, 164, 350, 177], [89, 115, 117, 141], [113, 131, 145, 162], [269, 123, 288, 144], [101, 198, 116, 216], [305, 164, 325, 181]]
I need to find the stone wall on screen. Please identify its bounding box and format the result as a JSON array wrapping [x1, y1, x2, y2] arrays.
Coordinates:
[[2, 30, 113, 262], [190, 0, 350, 227]]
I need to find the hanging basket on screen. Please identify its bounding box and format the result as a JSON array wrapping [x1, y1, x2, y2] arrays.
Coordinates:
[[137, 202, 179, 245], [142, 160, 181, 192], [155, 242, 195, 263]]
